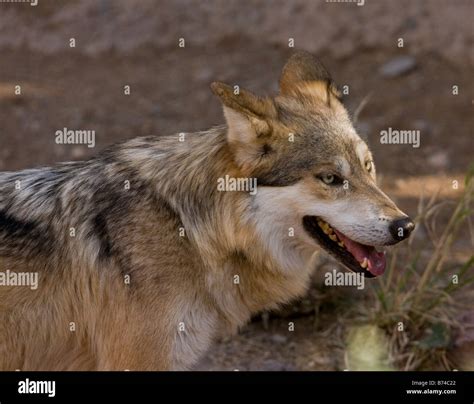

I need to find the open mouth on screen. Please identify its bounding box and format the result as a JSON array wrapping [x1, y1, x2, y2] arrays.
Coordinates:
[[302, 216, 386, 278]]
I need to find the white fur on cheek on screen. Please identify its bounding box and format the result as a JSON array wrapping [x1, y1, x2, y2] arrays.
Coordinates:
[[250, 186, 320, 274]]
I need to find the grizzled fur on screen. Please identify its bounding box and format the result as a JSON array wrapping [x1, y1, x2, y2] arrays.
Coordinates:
[[0, 51, 409, 370]]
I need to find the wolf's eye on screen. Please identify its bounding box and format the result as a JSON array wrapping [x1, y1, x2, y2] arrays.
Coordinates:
[[319, 173, 343, 185], [365, 160, 373, 173]]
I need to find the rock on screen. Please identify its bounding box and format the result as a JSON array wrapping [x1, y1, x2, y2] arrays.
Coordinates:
[[346, 324, 394, 371], [401, 16, 418, 32], [270, 334, 288, 344], [427, 151, 449, 169], [379, 56, 417, 78], [412, 119, 433, 136]]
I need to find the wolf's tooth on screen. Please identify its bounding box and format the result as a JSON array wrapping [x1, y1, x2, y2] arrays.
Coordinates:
[[360, 258, 368, 268], [329, 234, 337, 242], [338, 241, 344, 248]]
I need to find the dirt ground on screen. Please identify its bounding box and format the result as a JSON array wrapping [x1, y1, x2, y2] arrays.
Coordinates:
[[0, 0, 472, 370]]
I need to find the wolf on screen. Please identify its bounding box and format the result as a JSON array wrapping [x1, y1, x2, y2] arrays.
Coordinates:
[[0, 51, 414, 370]]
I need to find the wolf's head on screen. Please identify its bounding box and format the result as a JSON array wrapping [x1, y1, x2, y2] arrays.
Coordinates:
[[211, 51, 414, 277]]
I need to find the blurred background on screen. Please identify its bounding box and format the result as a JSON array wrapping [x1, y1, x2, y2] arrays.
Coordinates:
[[0, 0, 472, 370]]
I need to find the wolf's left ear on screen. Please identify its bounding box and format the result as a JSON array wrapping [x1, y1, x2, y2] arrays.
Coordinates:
[[279, 51, 341, 102], [211, 81, 277, 171], [211, 81, 276, 135]]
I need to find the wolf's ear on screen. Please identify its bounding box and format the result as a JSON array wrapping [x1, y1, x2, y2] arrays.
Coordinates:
[[211, 81, 277, 171], [211, 81, 276, 135], [279, 51, 341, 102]]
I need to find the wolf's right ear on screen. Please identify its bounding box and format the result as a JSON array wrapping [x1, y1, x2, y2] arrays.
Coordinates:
[[279, 51, 341, 102], [211, 81, 277, 171]]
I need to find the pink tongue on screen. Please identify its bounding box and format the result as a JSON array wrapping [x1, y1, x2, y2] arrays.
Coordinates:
[[334, 230, 386, 276]]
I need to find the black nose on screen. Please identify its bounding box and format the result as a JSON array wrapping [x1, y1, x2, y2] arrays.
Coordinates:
[[389, 217, 415, 241]]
